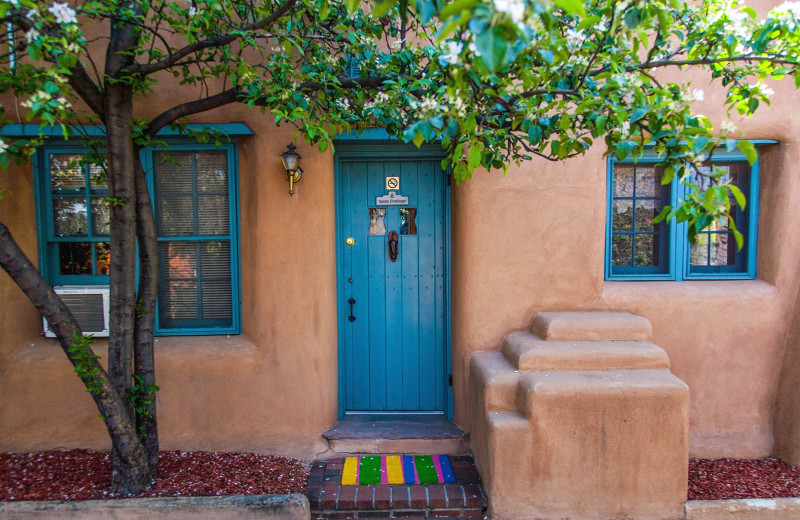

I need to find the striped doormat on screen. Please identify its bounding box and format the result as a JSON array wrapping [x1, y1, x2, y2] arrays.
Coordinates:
[[341, 455, 457, 485]]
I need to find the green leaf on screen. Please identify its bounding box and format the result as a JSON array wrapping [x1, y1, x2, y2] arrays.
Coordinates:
[[728, 184, 746, 209], [475, 26, 509, 73], [552, 0, 586, 17], [345, 0, 360, 14], [624, 8, 643, 29], [736, 140, 757, 164], [661, 165, 676, 186], [372, 0, 397, 18], [439, 0, 479, 20]]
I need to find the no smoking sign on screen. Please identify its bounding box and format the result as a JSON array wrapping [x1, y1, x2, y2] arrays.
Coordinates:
[[385, 176, 400, 190]]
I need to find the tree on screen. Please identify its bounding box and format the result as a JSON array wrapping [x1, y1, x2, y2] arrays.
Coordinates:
[[0, 0, 797, 495]]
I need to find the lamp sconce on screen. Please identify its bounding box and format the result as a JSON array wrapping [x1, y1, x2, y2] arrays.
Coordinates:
[[280, 143, 302, 195]]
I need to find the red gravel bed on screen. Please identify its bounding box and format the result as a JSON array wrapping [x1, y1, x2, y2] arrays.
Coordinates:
[[0, 450, 309, 501], [689, 458, 800, 500]]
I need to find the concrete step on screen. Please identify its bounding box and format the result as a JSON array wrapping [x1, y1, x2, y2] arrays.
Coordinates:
[[324, 414, 471, 455], [469, 351, 520, 413], [531, 311, 652, 342], [502, 331, 670, 371]]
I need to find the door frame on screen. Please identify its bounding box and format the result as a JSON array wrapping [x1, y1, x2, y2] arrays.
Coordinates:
[[333, 135, 453, 419]]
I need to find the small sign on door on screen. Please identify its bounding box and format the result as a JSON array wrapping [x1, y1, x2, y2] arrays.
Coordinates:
[[385, 176, 400, 190]]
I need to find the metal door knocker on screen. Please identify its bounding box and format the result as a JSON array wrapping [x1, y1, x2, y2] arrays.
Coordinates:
[[388, 231, 399, 262]]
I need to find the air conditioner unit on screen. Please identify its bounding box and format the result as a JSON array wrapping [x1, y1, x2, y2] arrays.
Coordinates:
[[43, 286, 111, 338]]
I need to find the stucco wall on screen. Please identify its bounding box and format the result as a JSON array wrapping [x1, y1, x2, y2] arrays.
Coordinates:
[[2, 0, 800, 460]]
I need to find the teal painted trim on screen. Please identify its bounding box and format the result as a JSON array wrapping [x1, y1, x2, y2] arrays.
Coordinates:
[[334, 152, 347, 420], [612, 139, 778, 161], [334, 128, 395, 141], [2, 123, 253, 138], [443, 159, 454, 420], [32, 149, 49, 284]]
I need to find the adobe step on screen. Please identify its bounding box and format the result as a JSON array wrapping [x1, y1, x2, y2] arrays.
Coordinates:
[[531, 311, 652, 342], [502, 331, 670, 371], [324, 414, 470, 455]]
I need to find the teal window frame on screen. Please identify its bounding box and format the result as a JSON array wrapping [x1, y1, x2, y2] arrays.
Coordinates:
[[31, 134, 243, 336], [605, 144, 767, 281]]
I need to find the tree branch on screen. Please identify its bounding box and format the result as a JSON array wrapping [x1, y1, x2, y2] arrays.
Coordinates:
[[145, 89, 241, 138], [131, 0, 298, 75]]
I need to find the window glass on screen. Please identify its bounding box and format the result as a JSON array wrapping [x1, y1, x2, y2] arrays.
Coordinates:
[[368, 208, 386, 236], [400, 208, 417, 235], [609, 164, 669, 274]]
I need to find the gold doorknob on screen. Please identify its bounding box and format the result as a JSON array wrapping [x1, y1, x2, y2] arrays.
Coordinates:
[[345, 237, 355, 246]]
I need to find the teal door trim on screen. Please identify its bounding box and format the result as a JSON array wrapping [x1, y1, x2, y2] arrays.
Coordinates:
[[333, 140, 452, 419]]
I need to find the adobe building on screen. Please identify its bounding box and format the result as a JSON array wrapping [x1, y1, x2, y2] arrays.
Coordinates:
[[3, 2, 800, 518]]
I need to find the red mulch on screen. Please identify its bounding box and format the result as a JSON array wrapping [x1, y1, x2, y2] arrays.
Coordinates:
[[0, 450, 309, 501], [3, 451, 800, 502], [688, 458, 800, 500]]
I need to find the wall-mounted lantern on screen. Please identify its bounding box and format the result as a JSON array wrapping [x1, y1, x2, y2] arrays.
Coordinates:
[[280, 143, 302, 195]]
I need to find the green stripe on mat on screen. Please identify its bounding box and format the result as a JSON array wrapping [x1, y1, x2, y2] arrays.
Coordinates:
[[359, 456, 382, 485], [414, 455, 438, 484]]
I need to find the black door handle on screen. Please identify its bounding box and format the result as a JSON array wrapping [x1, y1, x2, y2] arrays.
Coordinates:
[[388, 231, 398, 262], [348, 297, 356, 322]]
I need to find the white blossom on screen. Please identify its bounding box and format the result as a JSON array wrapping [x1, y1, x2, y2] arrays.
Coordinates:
[[720, 120, 738, 133], [620, 121, 631, 135], [772, 2, 800, 29], [25, 8, 37, 19], [565, 28, 585, 51], [48, 2, 77, 24], [691, 88, 705, 102], [188, 6, 197, 16], [441, 41, 463, 65], [494, 0, 525, 23], [753, 83, 775, 97], [25, 28, 39, 44], [375, 92, 390, 104], [0, 139, 8, 153]]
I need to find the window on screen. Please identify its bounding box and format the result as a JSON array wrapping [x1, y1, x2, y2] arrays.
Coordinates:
[[35, 141, 241, 335], [606, 147, 760, 281]]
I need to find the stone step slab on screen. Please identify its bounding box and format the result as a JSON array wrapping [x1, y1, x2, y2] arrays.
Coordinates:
[[502, 331, 670, 371], [531, 311, 652, 342]]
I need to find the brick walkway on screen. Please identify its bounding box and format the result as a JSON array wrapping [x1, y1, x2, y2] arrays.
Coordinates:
[[305, 455, 486, 519]]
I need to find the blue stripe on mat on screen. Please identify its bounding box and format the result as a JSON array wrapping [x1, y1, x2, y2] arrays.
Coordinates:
[[402, 455, 416, 484], [439, 455, 456, 483]]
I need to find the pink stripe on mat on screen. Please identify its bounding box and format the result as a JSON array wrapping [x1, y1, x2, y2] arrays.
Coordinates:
[[381, 455, 388, 484], [355, 456, 360, 484], [432, 454, 445, 483]]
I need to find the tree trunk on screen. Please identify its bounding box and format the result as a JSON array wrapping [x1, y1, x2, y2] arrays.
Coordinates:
[[134, 153, 159, 473], [105, 84, 148, 494], [0, 220, 150, 493]]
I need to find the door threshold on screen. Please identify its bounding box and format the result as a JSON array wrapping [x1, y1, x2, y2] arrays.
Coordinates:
[[324, 413, 465, 440], [323, 413, 469, 455]]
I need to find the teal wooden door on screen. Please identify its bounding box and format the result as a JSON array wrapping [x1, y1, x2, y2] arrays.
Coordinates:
[[336, 145, 449, 414]]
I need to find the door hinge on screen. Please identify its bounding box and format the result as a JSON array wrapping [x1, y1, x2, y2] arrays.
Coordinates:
[[448, 374, 453, 386]]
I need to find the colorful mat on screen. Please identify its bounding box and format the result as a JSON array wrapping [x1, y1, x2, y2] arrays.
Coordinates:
[[341, 455, 456, 485]]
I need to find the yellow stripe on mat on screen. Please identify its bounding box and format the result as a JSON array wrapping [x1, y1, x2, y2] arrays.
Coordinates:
[[342, 456, 359, 485], [385, 455, 404, 484]]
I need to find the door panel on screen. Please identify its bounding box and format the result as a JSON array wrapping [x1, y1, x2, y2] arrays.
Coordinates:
[[337, 152, 447, 413]]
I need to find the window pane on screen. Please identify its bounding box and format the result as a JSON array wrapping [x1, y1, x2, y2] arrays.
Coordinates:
[[59, 242, 93, 275], [612, 200, 633, 232], [96, 242, 110, 275], [159, 196, 195, 236], [613, 166, 634, 197], [89, 163, 108, 191], [50, 155, 84, 191], [201, 241, 231, 278], [196, 152, 228, 192], [690, 235, 710, 266], [91, 198, 110, 235], [400, 208, 417, 235], [634, 234, 658, 267], [635, 200, 660, 232], [612, 235, 632, 266], [369, 208, 386, 236], [635, 166, 658, 197], [197, 195, 229, 235], [156, 152, 194, 194], [710, 233, 735, 266], [163, 242, 197, 280], [53, 197, 88, 236]]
